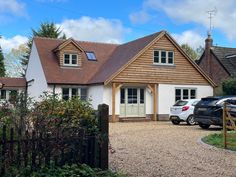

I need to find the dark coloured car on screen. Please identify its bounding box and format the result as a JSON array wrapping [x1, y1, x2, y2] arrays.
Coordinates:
[[194, 96, 236, 129]]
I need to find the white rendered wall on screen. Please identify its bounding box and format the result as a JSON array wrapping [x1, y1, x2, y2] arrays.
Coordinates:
[[145, 88, 153, 114], [87, 85, 104, 110], [25, 41, 48, 101], [158, 84, 213, 115]]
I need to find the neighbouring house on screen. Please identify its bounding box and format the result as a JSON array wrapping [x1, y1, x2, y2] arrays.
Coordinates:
[[24, 30, 215, 121], [0, 77, 26, 102], [197, 34, 236, 94]]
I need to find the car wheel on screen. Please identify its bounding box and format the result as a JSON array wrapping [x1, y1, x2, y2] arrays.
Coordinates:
[[171, 120, 180, 125], [199, 123, 210, 129], [186, 115, 195, 125]]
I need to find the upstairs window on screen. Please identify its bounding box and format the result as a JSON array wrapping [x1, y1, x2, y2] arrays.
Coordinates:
[[153, 50, 174, 65], [86, 52, 96, 61], [63, 54, 78, 66]]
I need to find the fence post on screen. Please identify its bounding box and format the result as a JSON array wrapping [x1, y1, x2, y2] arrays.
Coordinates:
[[223, 102, 227, 149], [98, 104, 109, 170]]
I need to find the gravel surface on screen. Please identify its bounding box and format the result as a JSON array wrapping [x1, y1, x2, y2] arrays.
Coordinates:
[[109, 121, 236, 177]]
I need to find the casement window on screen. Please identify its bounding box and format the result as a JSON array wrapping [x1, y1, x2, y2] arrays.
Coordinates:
[[0, 90, 6, 99], [62, 88, 87, 101], [86, 52, 96, 61], [175, 88, 196, 101], [153, 50, 174, 65], [63, 54, 78, 66]]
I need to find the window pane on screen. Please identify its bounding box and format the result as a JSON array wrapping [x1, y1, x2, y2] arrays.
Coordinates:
[[64, 54, 70, 64], [120, 88, 125, 104], [71, 54, 77, 64], [168, 52, 173, 64], [190, 89, 196, 99], [140, 89, 144, 104], [154, 51, 159, 63], [161, 51, 166, 63], [128, 88, 137, 104], [62, 88, 69, 100], [80, 88, 87, 101], [9, 90, 17, 103], [175, 89, 181, 101], [71, 88, 78, 98], [86, 52, 96, 60], [183, 89, 189, 99], [0, 90, 6, 99]]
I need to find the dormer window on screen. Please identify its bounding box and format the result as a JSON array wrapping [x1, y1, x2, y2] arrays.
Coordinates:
[[63, 53, 78, 66], [86, 52, 96, 61]]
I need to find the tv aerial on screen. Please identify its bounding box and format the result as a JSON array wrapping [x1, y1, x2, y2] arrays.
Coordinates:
[[207, 7, 217, 35]]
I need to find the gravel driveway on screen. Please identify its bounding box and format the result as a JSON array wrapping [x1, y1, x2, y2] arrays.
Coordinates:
[[109, 122, 236, 177]]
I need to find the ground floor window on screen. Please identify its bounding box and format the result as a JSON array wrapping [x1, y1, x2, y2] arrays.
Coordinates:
[[0, 90, 18, 101], [175, 88, 196, 101], [62, 88, 87, 101]]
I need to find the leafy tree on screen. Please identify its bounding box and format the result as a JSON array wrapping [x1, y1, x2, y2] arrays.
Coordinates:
[[0, 37, 6, 77], [222, 77, 236, 95], [4, 44, 26, 77], [181, 44, 199, 60], [21, 22, 66, 76]]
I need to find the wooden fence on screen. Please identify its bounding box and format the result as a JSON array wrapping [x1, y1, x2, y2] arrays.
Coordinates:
[[223, 102, 236, 149], [0, 104, 109, 176]]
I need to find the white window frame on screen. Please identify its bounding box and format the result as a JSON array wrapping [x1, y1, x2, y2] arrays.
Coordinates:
[[63, 53, 78, 66], [153, 50, 174, 65], [62, 87, 87, 101], [175, 88, 197, 101]]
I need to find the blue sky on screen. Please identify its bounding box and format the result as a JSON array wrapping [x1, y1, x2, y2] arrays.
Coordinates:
[[1, 0, 236, 53]]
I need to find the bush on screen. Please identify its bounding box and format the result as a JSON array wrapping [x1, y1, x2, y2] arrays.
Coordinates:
[[6, 164, 125, 177], [31, 93, 98, 134], [222, 77, 236, 95]]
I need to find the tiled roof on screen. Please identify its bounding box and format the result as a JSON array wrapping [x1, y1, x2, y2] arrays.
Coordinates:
[[212, 46, 236, 76], [33, 31, 162, 85], [0, 77, 26, 87], [34, 38, 118, 84]]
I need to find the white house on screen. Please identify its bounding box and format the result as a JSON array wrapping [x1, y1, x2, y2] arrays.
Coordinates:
[[25, 30, 215, 121]]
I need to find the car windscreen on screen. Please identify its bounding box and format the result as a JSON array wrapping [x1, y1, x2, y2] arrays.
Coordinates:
[[197, 97, 220, 106], [174, 100, 188, 106]]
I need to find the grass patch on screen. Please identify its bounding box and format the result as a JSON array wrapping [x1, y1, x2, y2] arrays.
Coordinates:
[[202, 131, 236, 151]]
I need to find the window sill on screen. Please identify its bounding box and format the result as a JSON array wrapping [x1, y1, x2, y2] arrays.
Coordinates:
[[153, 63, 176, 67]]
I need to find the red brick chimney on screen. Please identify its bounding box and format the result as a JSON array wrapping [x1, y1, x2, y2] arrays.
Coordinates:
[[204, 33, 213, 78]]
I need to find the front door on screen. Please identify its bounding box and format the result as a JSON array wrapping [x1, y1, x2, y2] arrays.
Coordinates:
[[120, 88, 145, 117]]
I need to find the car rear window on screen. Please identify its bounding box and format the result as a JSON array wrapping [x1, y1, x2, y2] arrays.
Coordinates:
[[197, 97, 220, 106], [174, 100, 188, 106]]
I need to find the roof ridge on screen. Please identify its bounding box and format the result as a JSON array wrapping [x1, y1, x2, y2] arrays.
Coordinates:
[[33, 36, 65, 41], [77, 40, 119, 46], [34, 36, 120, 46], [213, 45, 236, 50]]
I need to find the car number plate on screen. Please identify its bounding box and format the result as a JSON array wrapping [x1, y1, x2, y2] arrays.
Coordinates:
[[198, 108, 207, 111], [171, 116, 178, 120]]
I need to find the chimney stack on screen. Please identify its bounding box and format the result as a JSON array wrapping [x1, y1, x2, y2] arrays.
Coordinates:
[[205, 32, 213, 77]]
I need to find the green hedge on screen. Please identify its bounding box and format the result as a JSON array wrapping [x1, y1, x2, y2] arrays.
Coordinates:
[[222, 77, 236, 95]]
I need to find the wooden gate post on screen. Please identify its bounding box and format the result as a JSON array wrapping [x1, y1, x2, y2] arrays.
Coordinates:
[[223, 102, 227, 149], [98, 104, 109, 170]]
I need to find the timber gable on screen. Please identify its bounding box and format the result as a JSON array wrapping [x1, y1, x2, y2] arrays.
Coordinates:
[[111, 33, 215, 86]]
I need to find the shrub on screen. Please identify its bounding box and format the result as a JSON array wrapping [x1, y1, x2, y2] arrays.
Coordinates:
[[222, 77, 236, 95], [6, 164, 125, 177], [31, 93, 98, 134]]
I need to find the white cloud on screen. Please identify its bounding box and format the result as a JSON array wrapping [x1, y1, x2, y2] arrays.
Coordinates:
[[0, 0, 27, 17], [129, 11, 150, 24], [172, 30, 204, 49], [57, 16, 130, 44], [0, 35, 28, 52], [141, 0, 236, 40]]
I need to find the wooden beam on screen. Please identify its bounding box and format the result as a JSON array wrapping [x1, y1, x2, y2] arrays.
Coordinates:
[[112, 83, 116, 122], [153, 84, 157, 121], [147, 84, 154, 94]]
